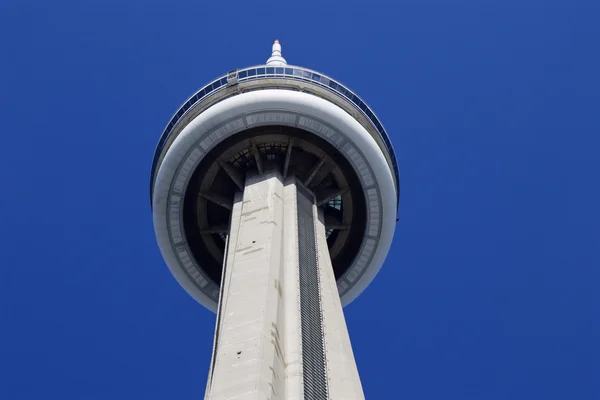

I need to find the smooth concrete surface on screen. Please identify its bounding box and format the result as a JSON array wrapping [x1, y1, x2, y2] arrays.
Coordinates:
[[207, 171, 286, 399]]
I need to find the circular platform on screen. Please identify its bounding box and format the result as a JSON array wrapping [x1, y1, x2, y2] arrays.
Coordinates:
[[152, 72, 398, 311]]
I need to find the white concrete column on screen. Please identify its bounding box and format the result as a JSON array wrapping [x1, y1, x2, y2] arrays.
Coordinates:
[[282, 178, 303, 400], [315, 208, 366, 399], [207, 170, 286, 400]]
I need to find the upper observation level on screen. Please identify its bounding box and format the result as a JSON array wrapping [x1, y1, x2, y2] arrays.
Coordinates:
[[151, 42, 400, 311], [150, 42, 399, 207]]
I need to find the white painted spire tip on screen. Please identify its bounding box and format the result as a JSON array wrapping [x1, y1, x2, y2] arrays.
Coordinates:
[[266, 39, 287, 66]]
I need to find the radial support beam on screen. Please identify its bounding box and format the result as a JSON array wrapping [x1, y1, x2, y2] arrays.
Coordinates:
[[282, 138, 293, 178], [250, 139, 264, 175], [198, 192, 233, 210], [308, 162, 335, 189], [200, 224, 229, 234], [316, 187, 349, 207], [304, 156, 327, 187], [324, 215, 349, 231], [218, 160, 245, 190]]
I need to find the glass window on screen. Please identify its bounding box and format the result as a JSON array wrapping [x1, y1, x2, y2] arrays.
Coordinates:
[[276, 67, 284, 74], [220, 77, 227, 85], [257, 68, 265, 75], [248, 69, 256, 76], [293, 68, 303, 76], [238, 70, 247, 78], [285, 68, 293, 75], [302, 70, 311, 78], [267, 67, 275, 74], [312, 73, 321, 81]]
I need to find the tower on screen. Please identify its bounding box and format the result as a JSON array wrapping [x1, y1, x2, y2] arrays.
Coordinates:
[[151, 41, 399, 399]]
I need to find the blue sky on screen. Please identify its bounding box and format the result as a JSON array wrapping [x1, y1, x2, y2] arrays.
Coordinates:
[[1, 0, 599, 399]]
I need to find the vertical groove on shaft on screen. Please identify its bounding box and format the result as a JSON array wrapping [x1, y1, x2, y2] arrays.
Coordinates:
[[297, 185, 328, 400]]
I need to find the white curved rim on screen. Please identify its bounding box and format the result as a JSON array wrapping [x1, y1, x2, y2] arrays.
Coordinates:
[[153, 90, 396, 311]]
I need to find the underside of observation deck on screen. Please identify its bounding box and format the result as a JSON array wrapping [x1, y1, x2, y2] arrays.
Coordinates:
[[183, 125, 367, 289]]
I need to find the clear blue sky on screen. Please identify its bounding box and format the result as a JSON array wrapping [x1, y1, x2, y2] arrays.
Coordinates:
[[1, 1, 599, 399]]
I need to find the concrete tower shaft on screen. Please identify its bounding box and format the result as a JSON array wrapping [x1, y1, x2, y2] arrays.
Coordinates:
[[205, 170, 363, 399]]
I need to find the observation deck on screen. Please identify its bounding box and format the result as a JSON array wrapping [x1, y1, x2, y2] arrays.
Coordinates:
[[151, 44, 399, 311]]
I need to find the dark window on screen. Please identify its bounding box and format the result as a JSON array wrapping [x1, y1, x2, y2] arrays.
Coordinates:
[[276, 67, 284, 74], [248, 69, 256, 76], [285, 68, 293, 75], [257, 68, 265, 75], [267, 67, 275, 74], [238, 70, 247, 78]]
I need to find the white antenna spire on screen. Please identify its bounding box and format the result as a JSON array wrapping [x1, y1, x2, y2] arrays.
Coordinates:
[[266, 40, 287, 66]]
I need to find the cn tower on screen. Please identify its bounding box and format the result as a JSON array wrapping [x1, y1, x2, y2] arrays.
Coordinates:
[[151, 41, 399, 399]]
